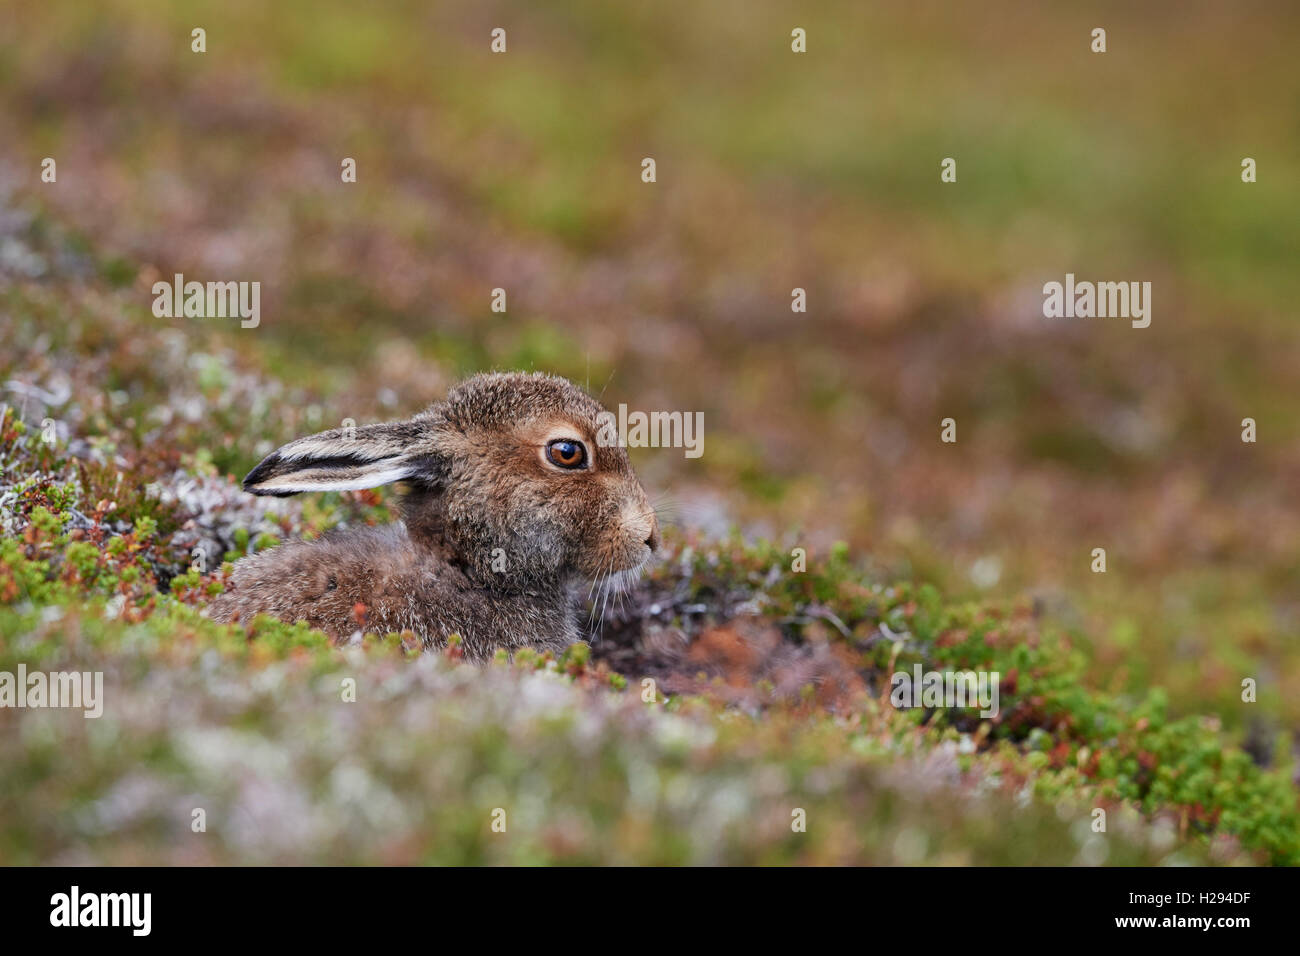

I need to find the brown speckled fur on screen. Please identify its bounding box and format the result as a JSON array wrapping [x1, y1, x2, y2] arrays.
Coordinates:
[[208, 372, 659, 660]]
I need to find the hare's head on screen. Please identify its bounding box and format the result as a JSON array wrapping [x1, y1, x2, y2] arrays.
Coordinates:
[[242, 372, 660, 590]]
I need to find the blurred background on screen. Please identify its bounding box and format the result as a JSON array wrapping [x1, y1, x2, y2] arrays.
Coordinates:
[[1, 0, 1297, 734]]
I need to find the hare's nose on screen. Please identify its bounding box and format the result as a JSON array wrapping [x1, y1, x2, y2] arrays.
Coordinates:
[[645, 517, 661, 553]]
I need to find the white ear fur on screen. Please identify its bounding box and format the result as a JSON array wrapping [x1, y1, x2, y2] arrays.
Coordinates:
[[247, 460, 419, 496]]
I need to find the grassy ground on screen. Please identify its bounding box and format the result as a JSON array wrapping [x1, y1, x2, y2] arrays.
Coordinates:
[[1, 1, 1298, 863]]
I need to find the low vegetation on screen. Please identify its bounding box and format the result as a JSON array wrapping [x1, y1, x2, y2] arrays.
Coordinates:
[[2, 399, 1295, 864]]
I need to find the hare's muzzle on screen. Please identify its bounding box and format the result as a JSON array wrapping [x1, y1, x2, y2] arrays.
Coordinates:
[[618, 496, 660, 568]]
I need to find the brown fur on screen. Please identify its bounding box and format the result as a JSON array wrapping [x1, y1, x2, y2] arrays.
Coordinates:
[[208, 372, 659, 660]]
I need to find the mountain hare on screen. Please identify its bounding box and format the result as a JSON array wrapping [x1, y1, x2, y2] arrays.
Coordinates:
[[208, 372, 660, 660]]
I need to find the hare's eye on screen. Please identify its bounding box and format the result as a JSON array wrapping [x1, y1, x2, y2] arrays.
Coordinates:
[[545, 438, 588, 470]]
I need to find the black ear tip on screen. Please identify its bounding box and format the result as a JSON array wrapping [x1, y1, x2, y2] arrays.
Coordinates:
[[241, 454, 281, 494]]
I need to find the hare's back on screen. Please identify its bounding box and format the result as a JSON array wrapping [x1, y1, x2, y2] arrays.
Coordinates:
[[209, 524, 435, 630]]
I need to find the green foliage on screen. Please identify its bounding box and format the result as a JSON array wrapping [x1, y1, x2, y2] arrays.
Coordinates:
[[643, 530, 1299, 863], [7, 506, 1292, 863]]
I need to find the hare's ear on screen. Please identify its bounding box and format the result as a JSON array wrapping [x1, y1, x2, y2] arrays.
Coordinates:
[[242, 419, 438, 497]]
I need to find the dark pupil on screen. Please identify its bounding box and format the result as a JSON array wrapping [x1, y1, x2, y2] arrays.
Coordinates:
[[551, 441, 582, 466]]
